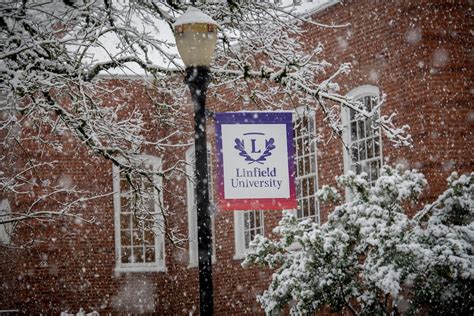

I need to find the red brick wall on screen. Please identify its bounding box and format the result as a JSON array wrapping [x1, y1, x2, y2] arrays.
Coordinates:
[[309, 0, 473, 215], [0, 0, 472, 314]]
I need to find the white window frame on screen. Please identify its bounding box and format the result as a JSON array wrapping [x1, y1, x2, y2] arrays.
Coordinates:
[[233, 210, 265, 260], [0, 199, 12, 245], [343, 85, 383, 199], [186, 146, 216, 268], [292, 106, 320, 223], [112, 155, 166, 273]]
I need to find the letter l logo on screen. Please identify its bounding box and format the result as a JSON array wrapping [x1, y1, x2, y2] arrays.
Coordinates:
[[250, 139, 261, 153]]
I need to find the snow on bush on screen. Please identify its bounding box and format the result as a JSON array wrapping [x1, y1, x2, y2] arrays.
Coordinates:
[[243, 166, 473, 315]]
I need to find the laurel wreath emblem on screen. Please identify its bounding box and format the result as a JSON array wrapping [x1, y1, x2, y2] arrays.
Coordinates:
[[234, 138, 276, 164]]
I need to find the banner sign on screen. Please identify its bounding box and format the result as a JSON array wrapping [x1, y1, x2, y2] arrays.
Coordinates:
[[215, 112, 297, 211]]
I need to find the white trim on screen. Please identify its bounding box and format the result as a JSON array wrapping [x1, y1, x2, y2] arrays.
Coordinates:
[[346, 85, 380, 99], [185, 147, 198, 267], [299, 0, 341, 19], [0, 199, 12, 245], [112, 155, 166, 273], [233, 211, 246, 260], [186, 146, 216, 268], [114, 266, 167, 275]]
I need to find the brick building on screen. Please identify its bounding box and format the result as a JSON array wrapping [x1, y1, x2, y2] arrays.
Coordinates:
[[0, 0, 472, 314]]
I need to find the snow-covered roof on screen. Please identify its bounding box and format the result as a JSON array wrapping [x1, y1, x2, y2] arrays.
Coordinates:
[[288, 0, 338, 15], [296, 0, 340, 19]]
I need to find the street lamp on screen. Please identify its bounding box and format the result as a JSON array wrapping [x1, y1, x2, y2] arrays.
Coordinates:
[[174, 7, 218, 316]]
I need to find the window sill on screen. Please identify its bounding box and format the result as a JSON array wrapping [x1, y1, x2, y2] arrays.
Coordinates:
[[114, 265, 167, 276], [187, 257, 217, 269], [233, 253, 246, 261]]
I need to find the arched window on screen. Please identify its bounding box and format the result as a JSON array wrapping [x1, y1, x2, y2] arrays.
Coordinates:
[[343, 85, 383, 187]]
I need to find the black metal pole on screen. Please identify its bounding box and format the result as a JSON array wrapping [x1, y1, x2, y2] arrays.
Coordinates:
[[185, 66, 213, 315]]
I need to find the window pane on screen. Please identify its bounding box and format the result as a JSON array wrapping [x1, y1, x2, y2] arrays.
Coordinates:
[[310, 154, 316, 174], [297, 137, 303, 155], [120, 214, 131, 230], [300, 199, 308, 218], [134, 247, 144, 263], [366, 118, 373, 137], [369, 96, 375, 111], [133, 229, 144, 245], [359, 141, 366, 161], [304, 154, 311, 175], [367, 162, 373, 182], [302, 178, 309, 197], [309, 197, 316, 218], [121, 230, 131, 247], [245, 211, 253, 230], [249, 229, 256, 241], [304, 137, 312, 155], [367, 138, 374, 159], [132, 216, 141, 231], [374, 137, 380, 154], [244, 231, 250, 248], [120, 176, 130, 193], [145, 247, 155, 263], [350, 122, 357, 141], [351, 144, 359, 162], [297, 158, 304, 177], [255, 211, 261, 227], [371, 160, 380, 181], [144, 229, 154, 245], [120, 196, 131, 212], [297, 207, 303, 218], [358, 121, 366, 139], [362, 162, 369, 176], [121, 247, 131, 264], [308, 177, 315, 195], [354, 163, 362, 174], [364, 96, 371, 109]]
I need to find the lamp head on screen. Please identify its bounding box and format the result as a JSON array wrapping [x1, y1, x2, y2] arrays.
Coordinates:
[[174, 7, 218, 68]]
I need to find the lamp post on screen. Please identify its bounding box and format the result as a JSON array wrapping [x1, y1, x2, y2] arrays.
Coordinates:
[[174, 7, 218, 316]]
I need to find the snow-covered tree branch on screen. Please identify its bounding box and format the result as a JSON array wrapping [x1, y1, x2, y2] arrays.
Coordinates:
[[1, 1, 411, 243]]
